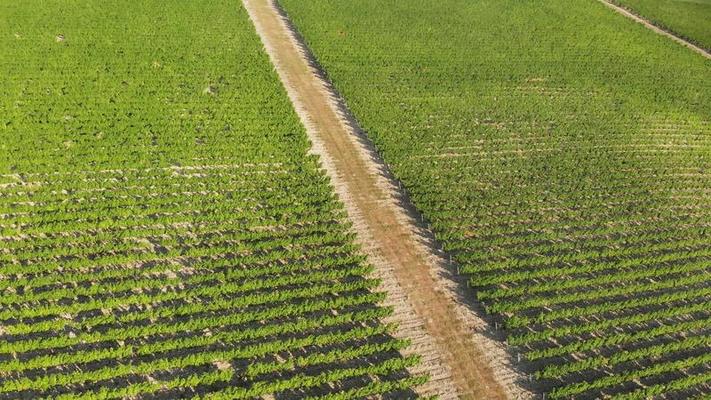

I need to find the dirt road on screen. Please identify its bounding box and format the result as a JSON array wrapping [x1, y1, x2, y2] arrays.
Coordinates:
[[242, 0, 529, 398], [599, 0, 710, 59]]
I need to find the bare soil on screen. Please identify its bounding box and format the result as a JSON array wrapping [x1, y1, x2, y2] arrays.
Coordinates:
[[242, 0, 532, 398]]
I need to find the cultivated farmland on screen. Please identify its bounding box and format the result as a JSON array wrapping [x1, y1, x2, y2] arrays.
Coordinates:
[[0, 1, 424, 398], [3, 0, 711, 399], [279, 0, 711, 398], [610, 0, 711, 51]]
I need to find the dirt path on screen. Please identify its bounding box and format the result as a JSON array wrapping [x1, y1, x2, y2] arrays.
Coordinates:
[[599, 0, 710, 59], [242, 1, 531, 399]]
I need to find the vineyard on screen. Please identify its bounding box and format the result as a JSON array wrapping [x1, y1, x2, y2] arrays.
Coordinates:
[[3, 0, 711, 399], [0, 1, 425, 398], [278, 0, 711, 398], [609, 0, 711, 51]]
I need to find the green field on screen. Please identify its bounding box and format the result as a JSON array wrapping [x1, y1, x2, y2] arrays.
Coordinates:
[[279, 0, 711, 398], [0, 1, 424, 398], [611, 0, 711, 50]]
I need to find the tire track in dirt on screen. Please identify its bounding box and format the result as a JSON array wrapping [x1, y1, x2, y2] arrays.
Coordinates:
[[599, 0, 710, 59], [242, 0, 532, 399]]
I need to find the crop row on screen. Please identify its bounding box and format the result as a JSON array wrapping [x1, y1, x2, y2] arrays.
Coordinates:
[[0, 0, 424, 398], [279, 0, 711, 397]]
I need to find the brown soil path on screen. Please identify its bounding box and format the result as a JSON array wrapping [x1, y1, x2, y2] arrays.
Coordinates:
[[242, 0, 530, 399], [599, 0, 710, 59]]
